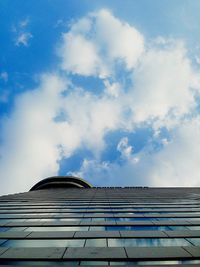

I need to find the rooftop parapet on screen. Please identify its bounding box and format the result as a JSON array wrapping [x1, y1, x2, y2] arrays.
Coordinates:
[[30, 176, 92, 191]]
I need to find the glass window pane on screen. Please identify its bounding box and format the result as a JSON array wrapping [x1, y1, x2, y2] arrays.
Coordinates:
[[92, 218, 106, 221], [114, 218, 154, 221], [25, 226, 89, 231], [85, 239, 107, 247], [0, 260, 79, 266], [116, 226, 170, 231], [187, 238, 200, 246], [0, 239, 7, 246], [7, 227, 27, 232], [187, 226, 200, 230], [1, 239, 85, 247], [80, 261, 108, 265], [110, 262, 133, 265], [89, 226, 106, 231], [108, 238, 191, 247], [0, 227, 9, 232], [169, 226, 188, 230]]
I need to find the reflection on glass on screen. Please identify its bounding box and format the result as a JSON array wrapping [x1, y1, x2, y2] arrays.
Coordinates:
[[114, 217, 154, 221], [7, 227, 27, 232], [110, 262, 133, 266], [0, 219, 25, 222], [108, 238, 191, 247], [0, 239, 7, 246], [89, 226, 106, 231], [80, 261, 108, 265], [187, 226, 200, 230], [0, 260, 79, 266], [91, 218, 106, 222], [1, 239, 85, 247], [187, 238, 200, 246], [89, 226, 171, 231], [60, 218, 81, 221], [25, 219, 42, 222], [39, 218, 82, 222], [105, 218, 115, 221], [120, 226, 171, 231], [169, 226, 188, 230], [25, 226, 89, 231], [38, 219, 58, 222], [136, 260, 181, 265], [171, 218, 200, 221], [0, 227, 9, 232], [85, 238, 107, 247], [182, 260, 200, 264]]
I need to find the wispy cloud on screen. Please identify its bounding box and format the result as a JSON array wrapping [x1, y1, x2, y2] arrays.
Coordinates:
[[0, 72, 8, 82], [15, 32, 33, 47], [13, 17, 33, 47]]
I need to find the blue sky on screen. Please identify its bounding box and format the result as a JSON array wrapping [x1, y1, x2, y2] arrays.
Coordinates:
[[1, 0, 200, 194]]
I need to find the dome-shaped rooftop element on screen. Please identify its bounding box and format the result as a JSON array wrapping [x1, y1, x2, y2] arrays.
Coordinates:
[[30, 176, 92, 191]]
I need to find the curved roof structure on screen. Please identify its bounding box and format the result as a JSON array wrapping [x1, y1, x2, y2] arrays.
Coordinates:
[[30, 176, 92, 191]]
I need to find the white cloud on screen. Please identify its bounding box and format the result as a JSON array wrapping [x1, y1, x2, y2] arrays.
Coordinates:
[[19, 18, 29, 28], [149, 118, 200, 186], [94, 9, 144, 70], [103, 80, 121, 97], [131, 41, 197, 122], [0, 73, 123, 194], [15, 32, 33, 47], [60, 89, 123, 154], [60, 33, 103, 76], [13, 17, 33, 47], [75, 119, 200, 187], [117, 137, 133, 159], [2, 9, 200, 194], [58, 9, 144, 77], [0, 74, 68, 194]]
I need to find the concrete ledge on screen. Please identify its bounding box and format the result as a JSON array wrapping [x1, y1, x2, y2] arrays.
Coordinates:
[[63, 247, 126, 259], [80, 221, 117, 226], [54, 214, 84, 218], [74, 231, 120, 238], [83, 214, 114, 218], [0, 247, 66, 259], [27, 231, 75, 239], [43, 221, 80, 226], [0, 232, 30, 239], [189, 220, 200, 225], [0, 222, 10, 227], [114, 214, 145, 218], [183, 246, 200, 257], [165, 230, 200, 237], [0, 248, 9, 256], [125, 246, 192, 259], [6, 222, 45, 227]]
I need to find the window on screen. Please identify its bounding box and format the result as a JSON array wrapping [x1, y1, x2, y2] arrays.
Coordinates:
[[1, 239, 85, 247], [108, 238, 191, 247]]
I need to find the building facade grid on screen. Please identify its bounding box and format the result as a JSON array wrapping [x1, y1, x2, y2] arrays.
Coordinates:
[[0, 178, 199, 266]]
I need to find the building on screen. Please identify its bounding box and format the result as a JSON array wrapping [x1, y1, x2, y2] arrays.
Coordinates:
[[0, 176, 199, 266]]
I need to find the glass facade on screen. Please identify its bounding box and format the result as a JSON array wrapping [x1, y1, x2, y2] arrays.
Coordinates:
[[0, 177, 199, 265]]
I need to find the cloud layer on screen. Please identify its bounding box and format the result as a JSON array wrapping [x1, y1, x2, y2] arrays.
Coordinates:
[[1, 9, 200, 194]]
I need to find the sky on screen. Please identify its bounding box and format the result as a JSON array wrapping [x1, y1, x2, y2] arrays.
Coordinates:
[[1, 0, 200, 195]]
